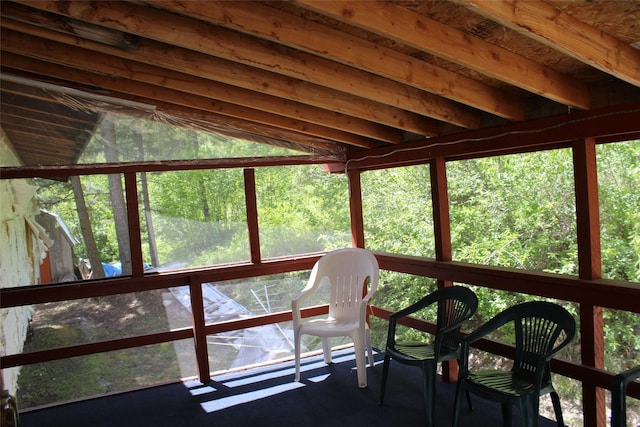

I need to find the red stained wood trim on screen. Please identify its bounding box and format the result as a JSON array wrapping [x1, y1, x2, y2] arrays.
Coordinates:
[[125, 172, 145, 277], [573, 138, 602, 279], [0, 255, 321, 308], [345, 103, 640, 171], [204, 305, 328, 335], [347, 169, 365, 248], [244, 168, 261, 263], [0, 155, 343, 180], [573, 138, 606, 427], [0, 329, 192, 369], [374, 254, 640, 313], [430, 157, 457, 381], [189, 275, 211, 382], [430, 157, 452, 262]]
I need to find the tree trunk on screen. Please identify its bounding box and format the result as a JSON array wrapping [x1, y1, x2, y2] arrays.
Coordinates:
[[70, 175, 105, 279], [135, 131, 159, 267], [101, 116, 132, 275]]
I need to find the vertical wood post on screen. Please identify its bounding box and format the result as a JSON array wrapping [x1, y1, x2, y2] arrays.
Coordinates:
[[430, 157, 457, 382], [124, 172, 144, 277], [573, 138, 606, 427], [189, 275, 211, 383], [244, 168, 261, 263], [348, 169, 365, 248]]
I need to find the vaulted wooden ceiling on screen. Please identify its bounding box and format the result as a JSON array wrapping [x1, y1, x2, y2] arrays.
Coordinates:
[[1, 1, 639, 166]]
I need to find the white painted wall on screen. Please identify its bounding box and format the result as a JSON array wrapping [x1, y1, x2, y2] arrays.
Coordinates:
[[0, 129, 44, 396]]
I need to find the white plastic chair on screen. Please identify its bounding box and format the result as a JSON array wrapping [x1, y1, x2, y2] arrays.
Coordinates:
[[292, 248, 379, 388]]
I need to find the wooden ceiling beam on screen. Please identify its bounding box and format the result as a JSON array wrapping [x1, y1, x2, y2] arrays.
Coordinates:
[[2, 24, 422, 144], [13, 1, 448, 134], [1, 53, 354, 154], [0, 15, 416, 142], [0, 27, 388, 148], [454, 0, 640, 88], [149, 0, 524, 122], [296, 0, 591, 110]]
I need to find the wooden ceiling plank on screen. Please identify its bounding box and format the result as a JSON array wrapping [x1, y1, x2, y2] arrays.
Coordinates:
[[455, 0, 640, 88], [1, 119, 91, 141], [5, 131, 79, 154], [0, 107, 96, 129], [150, 0, 523, 122], [0, 15, 419, 141], [296, 0, 591, 110], [13, 1, 449, 133], [1, 29, 386, 146], [0, 30, 388, 148]]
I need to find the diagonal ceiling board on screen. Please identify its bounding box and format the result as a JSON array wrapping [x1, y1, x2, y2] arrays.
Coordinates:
[[296, 0, 591, 110], [2, 68, 348, 159], [0, 13, 406, 144], [0, 94, 99, 165], [454, 0, 640, 88], [147, 0, 523, 122], [14, 1, 454, 133]]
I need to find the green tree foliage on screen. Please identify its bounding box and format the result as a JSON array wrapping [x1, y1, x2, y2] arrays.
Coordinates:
[[598, 141, 640, 282], [255, 165, 351, 258], [448, 149, 577, 273], [361, 165, 435, 257]]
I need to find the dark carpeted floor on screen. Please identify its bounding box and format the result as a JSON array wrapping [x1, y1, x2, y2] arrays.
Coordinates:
[[20, 348, 559, 427]]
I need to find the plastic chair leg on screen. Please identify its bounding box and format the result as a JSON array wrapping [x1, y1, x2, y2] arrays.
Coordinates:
[[366, 330, 375, 367], [424, 364, 436, 427], [550, 391, 565, 427], [451, 382, 465, 427], [379, 354, 391, 405], [321, 337, 332, 364], [353, 335, 367, 388], [294, 331, 302, 382]]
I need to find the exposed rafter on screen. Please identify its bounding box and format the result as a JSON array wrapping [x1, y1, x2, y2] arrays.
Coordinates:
[[454, 0, 640, 87], [296, 0, 592, 109]]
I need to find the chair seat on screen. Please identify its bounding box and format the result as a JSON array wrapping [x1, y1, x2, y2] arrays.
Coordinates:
[[391, 341, 436, 360], [300, 318, 364, 336], [467, 370, 537, 398]]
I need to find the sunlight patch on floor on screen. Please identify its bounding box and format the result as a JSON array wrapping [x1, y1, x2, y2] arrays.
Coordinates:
[[184, 347, 377, 413]]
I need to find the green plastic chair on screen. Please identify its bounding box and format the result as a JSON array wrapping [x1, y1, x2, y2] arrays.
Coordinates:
[[379, 286, 478, 427], [611, 365, 640, 427], [452, 301, 576, 427]]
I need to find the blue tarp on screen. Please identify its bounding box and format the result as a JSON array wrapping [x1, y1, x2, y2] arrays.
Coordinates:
[[102, 262, 122, 277]]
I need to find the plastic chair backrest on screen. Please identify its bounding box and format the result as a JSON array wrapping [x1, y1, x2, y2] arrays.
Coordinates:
[[312, 248, 379, 324], [436, 287, 479, 353], [386, 285, 478, 356], [508, 301, 576, 383]]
